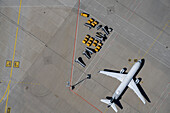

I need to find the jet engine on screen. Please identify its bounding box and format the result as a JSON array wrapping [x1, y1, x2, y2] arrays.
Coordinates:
[[135, 78, 141, 84], [120, 68, 127, 74]]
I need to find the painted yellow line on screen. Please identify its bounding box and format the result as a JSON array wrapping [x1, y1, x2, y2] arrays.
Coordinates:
[[4, 0, 22, 112], [0, 86, 8, 103], [0, 80, 40, 85], [142, 23, 168, 59], [103, 107, 109, 113], [0, 87, 8, 103], [4, 84, 10, 113]]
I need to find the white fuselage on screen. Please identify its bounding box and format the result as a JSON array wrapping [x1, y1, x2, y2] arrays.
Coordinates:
[[112, 60, 142, 99]]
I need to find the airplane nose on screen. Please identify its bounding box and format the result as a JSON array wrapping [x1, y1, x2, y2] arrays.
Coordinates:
[[138, 59, 142, 63], [138, 59, 144, 63]]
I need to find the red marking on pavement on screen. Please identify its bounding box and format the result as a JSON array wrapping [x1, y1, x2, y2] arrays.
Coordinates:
[[123, 0, 137, 19], [127, 0, 143, 21], [69, 0, 103, 113], [69, 0, 143, 112], [69, 0, 81, 87], [72, 90, 102, 113]]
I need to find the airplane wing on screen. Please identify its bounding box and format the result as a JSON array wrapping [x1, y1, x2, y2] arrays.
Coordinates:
[[128, 79, 146, 104], [99, 71, 126, 82]]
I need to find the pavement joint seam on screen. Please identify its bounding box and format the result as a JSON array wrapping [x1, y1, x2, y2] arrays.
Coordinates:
[[72, 1, 170, 113], [115, 0, 170, 36], [71, 0, 145, 112], [69, 0, 103, 113], [94, 0, 168, 47]]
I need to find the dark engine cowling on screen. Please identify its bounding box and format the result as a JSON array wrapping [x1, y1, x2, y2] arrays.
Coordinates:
[[120, 68, 127, 74], [135, 78, 142, 84]]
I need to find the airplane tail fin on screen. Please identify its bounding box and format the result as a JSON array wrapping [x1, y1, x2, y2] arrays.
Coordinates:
[[100, 99, 118, 112]]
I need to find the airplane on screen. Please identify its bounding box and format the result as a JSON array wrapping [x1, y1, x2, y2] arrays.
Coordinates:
[[99, 59, 145, 112]]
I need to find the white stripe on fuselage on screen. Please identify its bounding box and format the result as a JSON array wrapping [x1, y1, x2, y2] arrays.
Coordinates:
[[112, 60, 141, 99]]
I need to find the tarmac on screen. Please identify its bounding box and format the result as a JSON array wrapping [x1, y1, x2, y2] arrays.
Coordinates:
[[0, 0, 170, 113]]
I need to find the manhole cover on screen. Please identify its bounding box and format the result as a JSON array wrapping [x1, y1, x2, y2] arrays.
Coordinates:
[[107, 6, 115, 15]]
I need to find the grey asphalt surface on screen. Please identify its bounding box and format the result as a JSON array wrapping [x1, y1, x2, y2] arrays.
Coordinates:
[[0, 0, 169, 113]]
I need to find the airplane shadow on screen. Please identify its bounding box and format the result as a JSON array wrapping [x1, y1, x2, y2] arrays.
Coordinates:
[[136, 80, 151, 103], [114, 99, 123, 109]]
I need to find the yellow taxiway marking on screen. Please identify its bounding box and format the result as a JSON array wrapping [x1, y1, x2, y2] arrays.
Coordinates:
[[14, 61, 20, 68], [7, 107, 11, 113], [3, 0, 22, 113], [6, 60, 12, 67], [142, 22, 169, 59], [5, 60, 20, 68], [0, 80, 40, 85], [103, 107, 109, 113]]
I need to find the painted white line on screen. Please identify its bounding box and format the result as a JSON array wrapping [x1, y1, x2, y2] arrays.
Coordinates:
[[127, 0, 143, 20], [94, 0, 165, 47], [74, 32, 116, 82], [131, 33, 135, 36], [70, 1, 80, 86], [94, 8, 98, 12], [118, 32, 170, 68], [124, 28, 128, 31], [116, 23, 120, 26], [123, 0, 138, 19], [149, 84, 169, 113], [114, 13, 165, 47], [155, 93, 169, 113], [73, 0, 170, 92], [100, 13, 105, 17], [94, 0, 107, 10], [73, 7, 117, 90], [75, 32, 117, 92]]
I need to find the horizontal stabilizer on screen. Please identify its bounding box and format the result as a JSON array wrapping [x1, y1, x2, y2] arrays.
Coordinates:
[[101, 99, 118, 112]]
